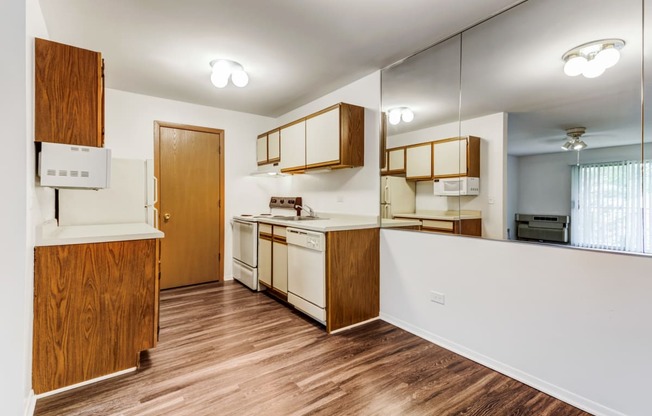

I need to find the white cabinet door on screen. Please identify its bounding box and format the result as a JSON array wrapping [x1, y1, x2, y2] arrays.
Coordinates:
[[272, 241, 288, 294], [280, 121, 306, 171], [258, 237, 272, 286], [388, 147, 405, 172], [406, 143, 432, 179], [256, 135, 267, 164], [433, 139, 467, 177], [306, 107, 340, 167], [268, 130, 280, 162]]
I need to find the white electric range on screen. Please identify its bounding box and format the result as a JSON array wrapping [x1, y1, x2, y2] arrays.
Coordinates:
[[231, 196, 303, 290]]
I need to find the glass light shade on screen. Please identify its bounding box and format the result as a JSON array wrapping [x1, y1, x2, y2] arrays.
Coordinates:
[[388, 109, 402, 125], [572, 140, 587, 150], [595, 46, 620, 69], [210, 71, 229, 88], [211, 60, 232, 78], [563, 55, 587, 77], [401, 108, 414, 123], [231, 69, 249, 87], [561, 141, 573, 151], [582, 59, 606, 78]]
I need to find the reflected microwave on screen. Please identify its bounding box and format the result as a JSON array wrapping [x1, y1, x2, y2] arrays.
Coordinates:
[[434, 177, 480, 196]]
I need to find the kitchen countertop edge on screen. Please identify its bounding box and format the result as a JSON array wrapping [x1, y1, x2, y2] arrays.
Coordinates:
[[36, 221, 164, 247]]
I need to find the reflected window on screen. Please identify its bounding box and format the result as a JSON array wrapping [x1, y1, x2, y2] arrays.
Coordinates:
[[571, 160, 652, 253]]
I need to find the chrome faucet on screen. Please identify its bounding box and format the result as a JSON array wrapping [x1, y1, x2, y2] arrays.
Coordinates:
[[295, 204, 315, 217]]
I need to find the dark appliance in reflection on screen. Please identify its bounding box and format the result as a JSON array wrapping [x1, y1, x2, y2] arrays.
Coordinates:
[[515, 214, 570, 244]]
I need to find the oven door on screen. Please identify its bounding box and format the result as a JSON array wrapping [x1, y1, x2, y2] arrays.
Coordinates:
[[232, 219, 257, 268]]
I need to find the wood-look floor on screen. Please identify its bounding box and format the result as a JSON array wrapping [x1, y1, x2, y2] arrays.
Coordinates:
[[35, 282, 590, 416]]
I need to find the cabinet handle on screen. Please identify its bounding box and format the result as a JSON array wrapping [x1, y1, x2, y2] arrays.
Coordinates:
[[164, 213, 171, 221]]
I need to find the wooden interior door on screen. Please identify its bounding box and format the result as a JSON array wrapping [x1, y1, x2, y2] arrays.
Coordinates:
[[155, 122, 224, 289]]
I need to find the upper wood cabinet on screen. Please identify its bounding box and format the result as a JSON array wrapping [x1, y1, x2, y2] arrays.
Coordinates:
[[405, 143, 433, 180], [305, 103, 364, 170], [279, 120, 306, 172], [35, 38, 104, 147], [433, 136, 480, 178], [382, 146, 406, 175], [257, 129, 280, 165]]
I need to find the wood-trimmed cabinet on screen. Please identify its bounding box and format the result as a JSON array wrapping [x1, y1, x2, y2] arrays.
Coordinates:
[[260, 102, 365, 173], [35, 38, 105, 147], [404, 136, 480, 181], [257, 129, 280, 165], [382, 146, 407, 175], [33, 239, 157, 394], [393, 215, 482, 237], [258, 224, 288, 298]]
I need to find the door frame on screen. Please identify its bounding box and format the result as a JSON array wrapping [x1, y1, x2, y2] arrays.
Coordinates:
[[153, 121, 225, 281]]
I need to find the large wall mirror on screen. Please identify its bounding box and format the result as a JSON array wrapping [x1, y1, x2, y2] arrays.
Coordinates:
[[380, 0, 651, 255]]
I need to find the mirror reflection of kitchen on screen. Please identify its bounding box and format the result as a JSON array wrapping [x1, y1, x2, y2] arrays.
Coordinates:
[[380, 0, 651, 255]]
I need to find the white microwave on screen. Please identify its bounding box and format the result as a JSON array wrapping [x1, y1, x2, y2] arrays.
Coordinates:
[[433, 177, 480, 196]]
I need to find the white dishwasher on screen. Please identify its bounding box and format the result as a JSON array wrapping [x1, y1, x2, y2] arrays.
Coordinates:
[[286, 227, 327, 324]]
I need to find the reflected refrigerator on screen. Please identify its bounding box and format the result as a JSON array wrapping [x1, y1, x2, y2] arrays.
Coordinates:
[[381, 176, 416, 219]]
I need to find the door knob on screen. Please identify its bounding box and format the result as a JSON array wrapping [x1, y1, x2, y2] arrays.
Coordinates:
[[164, 213, 171, 221]]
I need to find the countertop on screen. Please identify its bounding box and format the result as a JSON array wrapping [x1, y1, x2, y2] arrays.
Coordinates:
[[236, 213, 379, 232], [380, 218, 422, 228], [36, 219, 164, 246], [393, 210, 482, 221]]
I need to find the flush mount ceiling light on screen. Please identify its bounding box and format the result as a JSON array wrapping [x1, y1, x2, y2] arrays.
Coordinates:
[[561, 127, 588, 151], [387, 107, 414, 125], [562, 39, 625, 79], [210, 59, 249, 88]]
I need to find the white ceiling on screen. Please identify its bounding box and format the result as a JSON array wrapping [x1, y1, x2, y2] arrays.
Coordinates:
[[382, 0, 645, 156], [38, 0, 522, 118]]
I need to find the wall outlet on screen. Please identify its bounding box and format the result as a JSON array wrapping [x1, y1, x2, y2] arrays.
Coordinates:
[[430, 291, 445, 305]]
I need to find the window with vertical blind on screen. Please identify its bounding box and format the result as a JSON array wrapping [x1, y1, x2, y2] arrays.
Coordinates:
[[571, 160, 651, 253]]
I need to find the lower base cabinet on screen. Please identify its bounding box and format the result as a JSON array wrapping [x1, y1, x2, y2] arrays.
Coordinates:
[[33, 239, 157, 394]]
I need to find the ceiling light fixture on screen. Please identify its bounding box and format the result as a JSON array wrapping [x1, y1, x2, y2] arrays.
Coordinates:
[[562, 39, 625, 79], [387, 107, 414, 125], [561, 127, 588, 151], [210, 59, 249, 88]]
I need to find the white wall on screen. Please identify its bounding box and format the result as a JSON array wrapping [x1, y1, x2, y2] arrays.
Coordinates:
[[515, 144, 642, 215], [1, 0, 30, 415], [104, 89, 275, 279], [388, 112, 506, 239], [255, 72, 381, 216], [380, 230, 652, 416]]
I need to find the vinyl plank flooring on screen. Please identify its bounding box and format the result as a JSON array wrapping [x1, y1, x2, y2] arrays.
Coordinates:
[[35, 281, 590, 416]]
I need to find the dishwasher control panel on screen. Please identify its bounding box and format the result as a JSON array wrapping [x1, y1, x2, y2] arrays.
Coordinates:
[[286, 228, 325, 251]]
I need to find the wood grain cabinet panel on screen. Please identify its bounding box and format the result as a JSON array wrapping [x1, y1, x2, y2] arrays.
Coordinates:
[[35, 38, 104, 147], [33, 239, 156, 394], [326, 228, 380, 333]]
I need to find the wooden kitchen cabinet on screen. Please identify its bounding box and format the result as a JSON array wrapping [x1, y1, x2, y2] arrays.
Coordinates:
[[433, 136, 480, 178], [257, 223, 288, 299], [258, 224, 273, 286], [386, 146, 406, 175], [35, 38, 104, 147], [405, 142, 433, 180], [305, 103, 365, 170], [257, 130, 280, 166], [272, 226, 288, 294], [33, 239, 157, 394], [279, 120, 306, 172]]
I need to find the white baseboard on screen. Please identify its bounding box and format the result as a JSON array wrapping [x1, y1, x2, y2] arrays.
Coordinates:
[[35, 367, 136, 399], [24, 390, 36, 416], [380, 313, 625, 416]]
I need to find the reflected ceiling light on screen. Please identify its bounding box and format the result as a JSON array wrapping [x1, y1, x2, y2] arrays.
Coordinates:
[[387, 107, 414, 125], [210, 59, 249, 88], [562, 39, 625, 79], [561, 127, 588, 151]]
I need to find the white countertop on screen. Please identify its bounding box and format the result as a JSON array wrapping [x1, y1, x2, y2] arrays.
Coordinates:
[[393, 210, 482, 221], [237, 213, 379, 232], [380, 218, 422, 228], [36, 220, 164, 246]]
